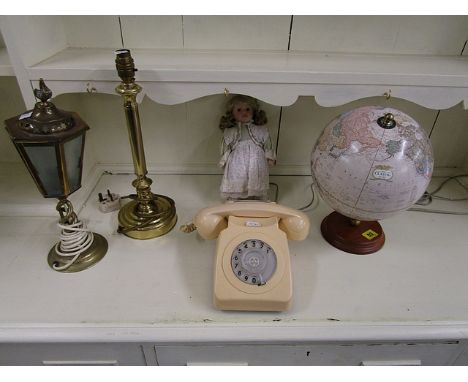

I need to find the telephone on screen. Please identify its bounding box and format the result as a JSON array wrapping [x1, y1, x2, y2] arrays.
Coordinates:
[[194, 201, 310, 312]]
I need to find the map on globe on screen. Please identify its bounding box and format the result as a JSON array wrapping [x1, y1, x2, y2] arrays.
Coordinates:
[[311, 106, 434, 221]]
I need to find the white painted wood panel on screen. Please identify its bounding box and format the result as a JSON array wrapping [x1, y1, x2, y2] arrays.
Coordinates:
[[182, 16, 291, 50], [50, 93, 281, 173], [291, 16, 468, 55], [2, 78, 466, 176], [0, 16, 66, 67], [0, 76, 26, 162], [61, 16, 122, 49], [0, 49, 13, 76], [53, 93, 125, 160], [430, 103, 468, 168], [0, 15, 67, 106], [120, 16, 183, 49], [0, 32, 13, 75]]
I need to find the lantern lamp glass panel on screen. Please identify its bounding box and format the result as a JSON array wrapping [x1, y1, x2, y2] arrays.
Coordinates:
[[23, 144, 62, 197], [64, 135, 84, 194]]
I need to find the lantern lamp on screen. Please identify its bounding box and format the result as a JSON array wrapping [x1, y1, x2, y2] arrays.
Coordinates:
[[4, 79, 108, 272]]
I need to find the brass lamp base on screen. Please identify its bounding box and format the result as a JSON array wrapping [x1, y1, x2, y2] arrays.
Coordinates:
[[47, 233, 108, 273], [118, 195, 177, 240]]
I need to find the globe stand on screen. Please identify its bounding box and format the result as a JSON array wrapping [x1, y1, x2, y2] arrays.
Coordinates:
[[320, 212, 385, 255]]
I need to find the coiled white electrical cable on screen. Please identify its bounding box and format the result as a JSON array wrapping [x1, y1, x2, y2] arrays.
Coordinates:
[[53, 220, 94, 271]]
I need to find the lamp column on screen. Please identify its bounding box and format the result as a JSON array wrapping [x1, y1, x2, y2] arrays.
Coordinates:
[[115, 49, 177, 239]]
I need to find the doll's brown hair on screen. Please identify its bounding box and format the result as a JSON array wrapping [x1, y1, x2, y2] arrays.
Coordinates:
[[219, 95, 267, 130]]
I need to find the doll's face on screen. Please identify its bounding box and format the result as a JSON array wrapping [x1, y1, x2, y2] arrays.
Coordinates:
[[232, 102, 253, 123]]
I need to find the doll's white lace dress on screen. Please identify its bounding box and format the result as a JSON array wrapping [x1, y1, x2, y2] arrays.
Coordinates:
[[219, 122, 275, 200]]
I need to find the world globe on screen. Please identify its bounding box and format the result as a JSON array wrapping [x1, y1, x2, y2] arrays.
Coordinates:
[[311, 106, 434, 254]]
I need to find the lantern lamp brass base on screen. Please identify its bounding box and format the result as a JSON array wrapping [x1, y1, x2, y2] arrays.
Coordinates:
[[118, 195, 177, 240], [47, 233, 108, 273]]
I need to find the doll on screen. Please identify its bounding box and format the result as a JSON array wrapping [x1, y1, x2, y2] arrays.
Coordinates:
[[219, 95, 276, 200]]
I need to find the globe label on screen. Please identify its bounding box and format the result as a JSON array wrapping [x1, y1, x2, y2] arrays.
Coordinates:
[[372, 167, 393, 180], [362, 229, 379, 240]]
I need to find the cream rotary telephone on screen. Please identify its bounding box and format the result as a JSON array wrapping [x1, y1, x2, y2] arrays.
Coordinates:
[[194, 201, 310, 311]]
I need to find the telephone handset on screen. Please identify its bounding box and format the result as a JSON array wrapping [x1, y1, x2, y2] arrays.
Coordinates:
[[194, 201, 310, 311]]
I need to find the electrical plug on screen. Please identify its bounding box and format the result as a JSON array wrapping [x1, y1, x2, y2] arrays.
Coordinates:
[[98, 189, 121, 213]]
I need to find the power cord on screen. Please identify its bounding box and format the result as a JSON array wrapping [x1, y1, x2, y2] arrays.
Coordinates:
[[410, 174, 468, 215], [269, 182, 279, 203], [298, 182, 319, 212], [271, 181, 319, 212], [429, 174, 468, 202]]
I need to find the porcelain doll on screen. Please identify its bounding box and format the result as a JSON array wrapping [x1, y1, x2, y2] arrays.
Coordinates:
[[219, 95, 276, 200]]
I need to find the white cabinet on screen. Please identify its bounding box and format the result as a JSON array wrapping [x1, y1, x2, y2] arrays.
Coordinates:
[[0, 340, 462, 366], [0, 16, 468, 366], [0, 173, 466, 366], [154, 341, 462, 366]]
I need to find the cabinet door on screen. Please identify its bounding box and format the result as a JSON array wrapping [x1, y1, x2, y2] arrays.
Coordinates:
[[453, 341, 468, 365], [0, 343, 146, 365], [155, 341, 461, 366]]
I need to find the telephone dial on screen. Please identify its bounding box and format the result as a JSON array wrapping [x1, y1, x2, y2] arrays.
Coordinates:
[[194, 201, 310, 311]]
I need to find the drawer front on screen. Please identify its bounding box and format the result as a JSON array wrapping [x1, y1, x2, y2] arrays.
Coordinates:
[[0, 343, 146, 366], [155, 341, 461, 366]]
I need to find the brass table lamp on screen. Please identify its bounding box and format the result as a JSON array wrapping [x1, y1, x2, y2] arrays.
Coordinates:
[[4, 79, 108, 272], [114, 49, 177, 239]]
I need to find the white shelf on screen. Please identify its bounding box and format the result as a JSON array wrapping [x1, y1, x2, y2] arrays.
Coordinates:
[[0, 172, 468, 344], [28, 48, 468, 109], [31, 48, 468, 84]]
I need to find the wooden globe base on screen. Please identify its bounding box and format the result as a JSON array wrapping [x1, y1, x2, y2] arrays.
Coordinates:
[[320, 212, 385, 255]]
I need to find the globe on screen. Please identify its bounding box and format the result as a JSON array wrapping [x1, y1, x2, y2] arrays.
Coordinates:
[[311, 106, 434, 254]]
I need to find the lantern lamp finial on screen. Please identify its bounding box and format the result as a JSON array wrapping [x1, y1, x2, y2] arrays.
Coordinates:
[[34, 78, 53, 103]]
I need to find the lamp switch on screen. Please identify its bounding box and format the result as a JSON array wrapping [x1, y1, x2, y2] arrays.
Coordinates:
[[98, 190, 121, 213]]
